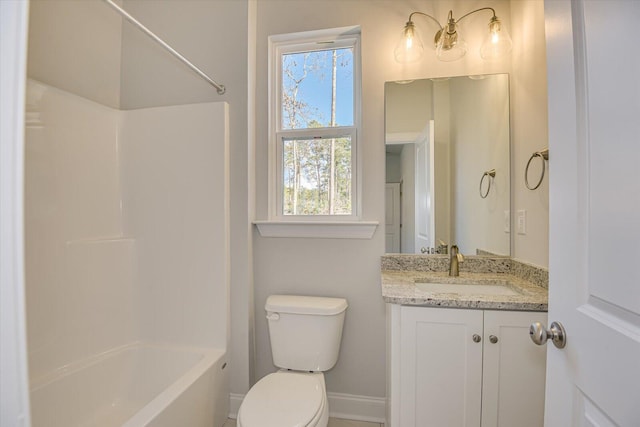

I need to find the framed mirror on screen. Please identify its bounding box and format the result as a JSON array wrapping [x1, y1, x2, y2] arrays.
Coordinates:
[[385, 73, 510, 256]]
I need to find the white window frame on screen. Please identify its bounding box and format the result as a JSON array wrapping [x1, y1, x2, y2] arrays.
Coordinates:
[[268, 27, 362, 223]]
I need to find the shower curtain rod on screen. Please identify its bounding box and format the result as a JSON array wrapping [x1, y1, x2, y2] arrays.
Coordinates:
[[101, 0, 226, 95]]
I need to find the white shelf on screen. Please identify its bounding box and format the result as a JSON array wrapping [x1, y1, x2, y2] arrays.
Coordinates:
[[254, 220, 378, 239]]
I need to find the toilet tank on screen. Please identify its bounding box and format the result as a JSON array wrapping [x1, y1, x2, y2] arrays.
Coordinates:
[[265, 295, 348, 372]]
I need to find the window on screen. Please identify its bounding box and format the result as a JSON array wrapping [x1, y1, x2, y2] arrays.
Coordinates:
[[269, 27, 361, 221]]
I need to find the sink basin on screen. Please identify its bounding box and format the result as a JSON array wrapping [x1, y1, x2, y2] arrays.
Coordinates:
[[415, 282, 520, 296]]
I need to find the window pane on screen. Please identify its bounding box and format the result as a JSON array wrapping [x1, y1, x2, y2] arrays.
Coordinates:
[[283, 136, 352, 215], [281, 47, 354, 130]]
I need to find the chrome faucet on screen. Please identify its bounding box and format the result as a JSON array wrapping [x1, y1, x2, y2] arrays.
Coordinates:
[[449, 245, 464, 276]]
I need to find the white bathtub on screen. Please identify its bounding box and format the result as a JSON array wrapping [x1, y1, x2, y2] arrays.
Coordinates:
[[29, 343, 228, 427]]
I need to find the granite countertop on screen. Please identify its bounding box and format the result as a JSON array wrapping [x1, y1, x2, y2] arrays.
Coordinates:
[[382, 269, 548, 311]]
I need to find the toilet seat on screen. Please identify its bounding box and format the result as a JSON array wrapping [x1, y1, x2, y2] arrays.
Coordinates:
[[237, 371, 326, 427]]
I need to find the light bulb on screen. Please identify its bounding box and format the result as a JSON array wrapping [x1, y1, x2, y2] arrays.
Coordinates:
[[394, 21, 424, 63], [480, 16, 513, 60]]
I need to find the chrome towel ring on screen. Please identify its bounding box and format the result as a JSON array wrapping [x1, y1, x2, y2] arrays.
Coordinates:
[[479, 169, 496, 199], [525, 148, 549, 190]]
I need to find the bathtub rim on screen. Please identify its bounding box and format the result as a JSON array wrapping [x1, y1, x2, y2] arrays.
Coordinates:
[[122, 344, 225, 427], [28, 341, 226, 393], [28, 341, 226, 427], [29, 341, 222, 390]]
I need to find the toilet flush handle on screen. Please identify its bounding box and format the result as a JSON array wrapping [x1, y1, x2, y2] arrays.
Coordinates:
[[266, 312, 280, 321]]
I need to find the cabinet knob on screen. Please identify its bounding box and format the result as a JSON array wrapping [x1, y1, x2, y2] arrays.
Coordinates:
[[472, 334, 481, 343], [489, 335, 498, 344]]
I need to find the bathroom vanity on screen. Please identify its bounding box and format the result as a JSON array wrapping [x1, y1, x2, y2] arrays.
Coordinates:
[[382, 255, 548, 427]]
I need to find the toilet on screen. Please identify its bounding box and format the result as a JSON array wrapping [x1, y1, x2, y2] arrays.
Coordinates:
[[237, 295, 348, 427]]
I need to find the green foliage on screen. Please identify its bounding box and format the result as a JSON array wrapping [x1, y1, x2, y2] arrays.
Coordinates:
[[283, 136, 351, 215]]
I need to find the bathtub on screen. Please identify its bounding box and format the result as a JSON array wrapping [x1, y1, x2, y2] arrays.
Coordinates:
[[29, 343, 228, 427]]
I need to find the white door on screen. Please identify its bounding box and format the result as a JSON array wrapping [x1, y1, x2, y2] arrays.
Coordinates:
[[544, 1, 640, 425], [385, 183, 401, 253], [414, 121, 435, 253]]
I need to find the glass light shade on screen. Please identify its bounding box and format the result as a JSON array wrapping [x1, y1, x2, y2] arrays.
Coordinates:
[[480, 17, 513, 59], [394, 21, 424, 63], [435, 23, 467, 62]]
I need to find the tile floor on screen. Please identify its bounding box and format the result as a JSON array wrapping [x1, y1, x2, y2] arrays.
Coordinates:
[[223, 418, 383, 427]]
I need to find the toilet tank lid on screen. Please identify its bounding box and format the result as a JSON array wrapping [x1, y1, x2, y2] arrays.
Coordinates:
[[265, 295, 348, 316]]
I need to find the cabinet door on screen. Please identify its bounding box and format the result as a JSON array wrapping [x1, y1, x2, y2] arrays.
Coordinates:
[[400, 306, 483, 427], [481, 311, 547, 427]]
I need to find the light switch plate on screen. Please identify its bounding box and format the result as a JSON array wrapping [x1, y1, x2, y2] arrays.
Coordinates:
[[517, 210, 527, 235]]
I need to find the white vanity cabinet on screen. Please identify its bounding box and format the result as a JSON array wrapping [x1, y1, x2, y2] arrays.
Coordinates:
[[388, 305, 547, 427]]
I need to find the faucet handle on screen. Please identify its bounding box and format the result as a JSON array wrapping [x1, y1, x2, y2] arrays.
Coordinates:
[[448, 244, 462, 277]]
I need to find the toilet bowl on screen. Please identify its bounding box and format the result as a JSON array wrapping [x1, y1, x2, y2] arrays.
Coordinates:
[[236, 371, 328, 427], [236, 295, 348, 427]]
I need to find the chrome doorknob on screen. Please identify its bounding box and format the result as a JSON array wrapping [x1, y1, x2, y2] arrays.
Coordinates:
[[529, 321, 567, 349]]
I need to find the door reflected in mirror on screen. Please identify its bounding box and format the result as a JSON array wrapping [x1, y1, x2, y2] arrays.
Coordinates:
[[385, 74, 510, 256]]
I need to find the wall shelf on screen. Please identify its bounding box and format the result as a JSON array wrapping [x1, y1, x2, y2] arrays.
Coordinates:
[[254, 221, 378, 239]]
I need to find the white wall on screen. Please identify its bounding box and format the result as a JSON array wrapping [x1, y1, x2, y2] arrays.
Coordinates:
[[449, 75, 510, 255], [120, 103, 230, 350], [27, 0, 123, 108], [385, 79, 433, 134], [253, 0, 514, 405], [510, 0, 549, 267]]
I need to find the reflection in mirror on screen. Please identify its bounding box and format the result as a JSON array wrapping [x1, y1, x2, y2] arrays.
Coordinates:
[[385, 74, 510, 256]]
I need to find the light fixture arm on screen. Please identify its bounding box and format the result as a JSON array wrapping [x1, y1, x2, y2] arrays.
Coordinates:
[[407, 7, 497, 28], [454, 7, 496, 25], [407, 11, 442, 30]]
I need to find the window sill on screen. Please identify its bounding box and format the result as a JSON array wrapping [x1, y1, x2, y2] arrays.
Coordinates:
[[254, 220, 378, 239]]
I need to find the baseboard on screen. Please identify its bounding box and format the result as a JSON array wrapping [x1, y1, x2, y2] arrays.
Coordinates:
[[228, 392, 386, 423], [327, 392, 386, 423], [228, 393, 244, 419]]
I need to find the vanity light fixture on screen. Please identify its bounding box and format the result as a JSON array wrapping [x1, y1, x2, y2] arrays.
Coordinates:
[[394, 7, 512, 63]]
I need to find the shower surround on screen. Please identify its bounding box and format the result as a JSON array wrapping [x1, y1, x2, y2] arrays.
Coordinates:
[[24, 78, 229, 426]]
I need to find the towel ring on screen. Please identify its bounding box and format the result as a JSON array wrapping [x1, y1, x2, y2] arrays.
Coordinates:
[[479, 169, 496, 199], [525, 148, 549, 190]]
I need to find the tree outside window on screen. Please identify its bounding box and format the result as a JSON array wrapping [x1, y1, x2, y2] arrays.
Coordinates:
[[273, 34, 359, 218]]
